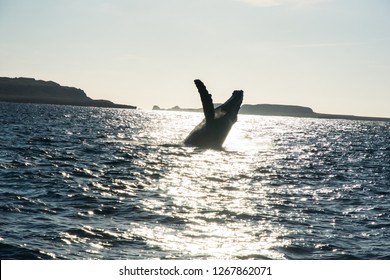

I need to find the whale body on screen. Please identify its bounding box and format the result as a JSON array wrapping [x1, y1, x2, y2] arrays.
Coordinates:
[[184, 79, 243, 149]]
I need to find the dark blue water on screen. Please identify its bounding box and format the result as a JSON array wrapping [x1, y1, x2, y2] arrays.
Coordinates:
[[1, 102, 389, 259]]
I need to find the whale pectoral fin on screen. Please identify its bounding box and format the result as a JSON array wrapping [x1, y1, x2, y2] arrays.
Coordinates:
[[194, 79, 214, 123]]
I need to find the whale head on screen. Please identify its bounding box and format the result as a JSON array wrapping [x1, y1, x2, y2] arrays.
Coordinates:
[[214, 90, 243, 123]]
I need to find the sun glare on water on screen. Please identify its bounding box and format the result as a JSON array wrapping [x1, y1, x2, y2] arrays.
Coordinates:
[[125, 113, 292, 259]]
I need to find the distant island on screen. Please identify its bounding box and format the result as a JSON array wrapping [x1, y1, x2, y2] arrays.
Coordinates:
[[0, 77, 136, 109], [153, 104, 390, 122]]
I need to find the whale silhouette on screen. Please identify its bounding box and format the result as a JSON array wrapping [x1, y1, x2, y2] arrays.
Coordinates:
[[184, 79, 243, 149]]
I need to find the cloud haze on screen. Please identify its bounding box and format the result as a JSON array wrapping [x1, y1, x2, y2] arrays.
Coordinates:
[[1, 0, 389, 117]]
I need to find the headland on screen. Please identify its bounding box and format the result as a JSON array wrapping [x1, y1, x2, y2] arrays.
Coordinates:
[[0, 77, 136, 109]]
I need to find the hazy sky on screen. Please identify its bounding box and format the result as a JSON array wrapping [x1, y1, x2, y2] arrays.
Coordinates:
[[1, 0, 389, 117]]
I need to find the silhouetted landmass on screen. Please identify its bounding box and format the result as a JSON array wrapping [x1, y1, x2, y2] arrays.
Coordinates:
[[0, 77, 136, 109], [240, 104, 314, 117], [240, 104, 390, 122], [153, 104, 390, 122]]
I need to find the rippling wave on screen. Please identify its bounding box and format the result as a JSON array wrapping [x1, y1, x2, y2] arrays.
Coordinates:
[[1, 103, 389, 259]]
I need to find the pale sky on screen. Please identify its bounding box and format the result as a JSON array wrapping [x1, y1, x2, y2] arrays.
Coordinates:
[[1, 0, 389, 117]]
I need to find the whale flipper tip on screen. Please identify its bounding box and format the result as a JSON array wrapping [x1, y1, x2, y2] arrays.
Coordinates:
[[194, 79, 214, 123]]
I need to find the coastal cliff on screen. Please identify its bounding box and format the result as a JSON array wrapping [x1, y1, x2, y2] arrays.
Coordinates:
[[0, 77, 136, 109]]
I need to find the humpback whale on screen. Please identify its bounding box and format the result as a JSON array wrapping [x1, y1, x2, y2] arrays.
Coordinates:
[[184, 79, 243, 149]]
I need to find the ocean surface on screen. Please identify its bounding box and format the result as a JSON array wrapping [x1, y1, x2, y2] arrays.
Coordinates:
[[1, 102, 389, 260]]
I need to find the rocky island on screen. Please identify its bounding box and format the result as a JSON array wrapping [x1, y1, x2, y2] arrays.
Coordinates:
[[153, 104, 390, 122], [0, 77, 136, 109]]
